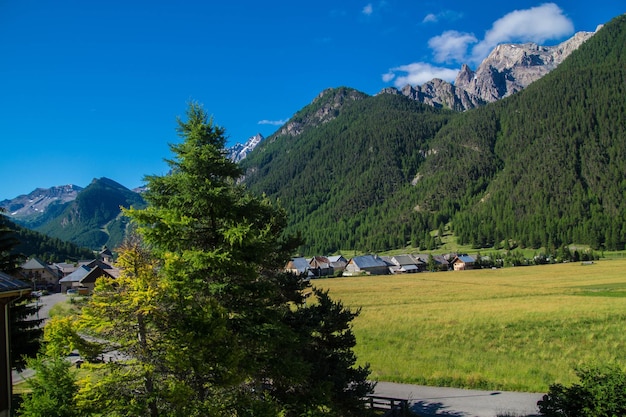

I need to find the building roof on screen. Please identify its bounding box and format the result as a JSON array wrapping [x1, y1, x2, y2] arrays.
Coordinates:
[[350, 255, 388, 269], [59, 265, 115, 285], [20, 258, 49, 270], [287, 257, 311, 274], [0, 271, 30, 298], [392, 255, 419, 266], [327, 255, 347, 263], [59, 265, 92, 283], [455, 255, 476, 263], [309, 256, 331, 269]]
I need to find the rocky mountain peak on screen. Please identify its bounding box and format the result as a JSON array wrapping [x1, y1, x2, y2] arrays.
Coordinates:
[[382, 29, 596, 110], [227, 133, 265, 163], [1, 184, 83, 219], [277, 87, 367, 137]]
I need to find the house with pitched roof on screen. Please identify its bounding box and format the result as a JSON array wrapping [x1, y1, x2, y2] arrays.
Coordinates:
[[285, 257, 313, 277], [453, 254, 476, 271], [59, 263, 117, 293], [327, 255, 348, 273], [344, 255, 389, 276], [0, 272, 30, 417], [309, 256, 333, 277], [19, 258, 61, 291]]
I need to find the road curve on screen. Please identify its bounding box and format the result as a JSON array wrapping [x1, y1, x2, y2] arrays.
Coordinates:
[[374, 381, 544, 417]]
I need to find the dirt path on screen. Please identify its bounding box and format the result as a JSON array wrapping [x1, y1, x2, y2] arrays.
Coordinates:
[[374, 381, 544, 417]]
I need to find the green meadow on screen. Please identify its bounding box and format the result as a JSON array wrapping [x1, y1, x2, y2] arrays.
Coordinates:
[[315, 259, 626, 393]]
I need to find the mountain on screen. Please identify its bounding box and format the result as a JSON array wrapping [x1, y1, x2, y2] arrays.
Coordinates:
[[227, 133, 265, 162], [241, 88, 454, 254], [0, 215, 94, 263], [383, 29, 596, 111], [241, 15, 626, 255], [26, 178, 146, 250], [0, 185, 83, 221]]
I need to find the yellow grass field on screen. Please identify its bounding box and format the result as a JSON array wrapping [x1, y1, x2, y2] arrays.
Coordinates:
[[314, 259, 626, 393]]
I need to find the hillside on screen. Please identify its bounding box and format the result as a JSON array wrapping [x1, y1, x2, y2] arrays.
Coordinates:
[[415, 14, 626, 251], [242, 15, 626, 255], [33, 177, 146, 250], [242, 88, 453, 254]]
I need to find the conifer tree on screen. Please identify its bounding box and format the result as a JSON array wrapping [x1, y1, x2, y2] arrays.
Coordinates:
[[74, 103, 372, 416]]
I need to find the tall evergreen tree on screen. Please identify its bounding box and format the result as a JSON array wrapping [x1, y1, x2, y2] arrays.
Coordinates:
[[0, 210, 43, 371], [73, 103, 372, 416]]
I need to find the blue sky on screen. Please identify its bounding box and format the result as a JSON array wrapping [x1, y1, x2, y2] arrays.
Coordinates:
[[0, 1, 622, 201]]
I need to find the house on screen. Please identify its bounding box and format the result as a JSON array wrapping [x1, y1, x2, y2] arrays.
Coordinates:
[[285, 257, 313, 277], [19, 258, 61, 291], [327, 255, 348, 273], [390, 255, 423, 273], [453, 254, 476, 271], [343, 255, 389, 276], [309, 256, 333, 277], [59, 264, 116, 294], [0, 271, 30, 417]]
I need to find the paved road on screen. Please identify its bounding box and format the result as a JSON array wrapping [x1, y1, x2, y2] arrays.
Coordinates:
[[374, 381, 544, 417]]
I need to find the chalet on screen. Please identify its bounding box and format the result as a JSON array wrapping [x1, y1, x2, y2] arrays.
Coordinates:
[[19, 258, 61, 291], [390, 255, 423, 273], [343, 255, 389, 276], [309, 256, 333, 277], [0, 272, 30, 417], [59, 263, 117, 294], [327, 255, 348, 273], [285, 257, 313, 277], [453, 254, 476, 271]]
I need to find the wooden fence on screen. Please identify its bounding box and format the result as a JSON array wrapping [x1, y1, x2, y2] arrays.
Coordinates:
[[364, 395, 410, 416]]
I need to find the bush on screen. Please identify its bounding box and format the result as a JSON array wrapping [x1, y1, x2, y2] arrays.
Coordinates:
[[538, 365, 626, 417]]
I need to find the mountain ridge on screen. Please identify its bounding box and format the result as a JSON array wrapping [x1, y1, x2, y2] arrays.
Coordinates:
[[382, 28, 596, 111]]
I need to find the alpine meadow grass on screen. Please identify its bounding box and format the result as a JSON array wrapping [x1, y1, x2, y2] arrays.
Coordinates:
[[314, 259, 626, 392]]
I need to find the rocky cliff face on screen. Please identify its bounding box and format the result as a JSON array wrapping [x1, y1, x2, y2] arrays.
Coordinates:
[[227, 133, 265, 163], [456, 30, 596, 103], [276, 87, 368, 137], [0, 184, 83, 219], [383, 29, 596, 110]]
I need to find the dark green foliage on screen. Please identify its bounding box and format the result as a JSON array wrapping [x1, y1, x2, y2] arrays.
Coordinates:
[[538, 365, 626, 417], [274, 288, 374, 417], [0, 211, 43, 371], [242, 15, 626, 254], [10, 298, 43, 371], [35, 178, 145, 250], [418, 15, 626, 251], [116, 103, 373, 416], [243, 88, 453, 254], [16, 355, 81, 417], [2, 215, 93, 263]]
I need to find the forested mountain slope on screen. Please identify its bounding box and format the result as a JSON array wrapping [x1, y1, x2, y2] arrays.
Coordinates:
[[244, 15, 626, 255], [416, 14, 626, 250], [34, 177, 146, 250], [242, 89, 454, 254]]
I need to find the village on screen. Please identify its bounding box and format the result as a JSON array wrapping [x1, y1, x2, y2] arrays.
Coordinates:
[[285, 253, 477, 278], [16, 248, 479, 295]]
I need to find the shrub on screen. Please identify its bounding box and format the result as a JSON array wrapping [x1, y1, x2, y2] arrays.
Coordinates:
[[538, 365, 626, 416]]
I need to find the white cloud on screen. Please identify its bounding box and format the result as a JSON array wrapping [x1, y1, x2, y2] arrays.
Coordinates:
[[423, 13, 437, 23], [383, 63, 459, 87], [362, 3, 373, 16], [422, 10, 463, 24], [471, 3, 574, 62], [428, 30, 477, 63], [258, 119, 288, 126]]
